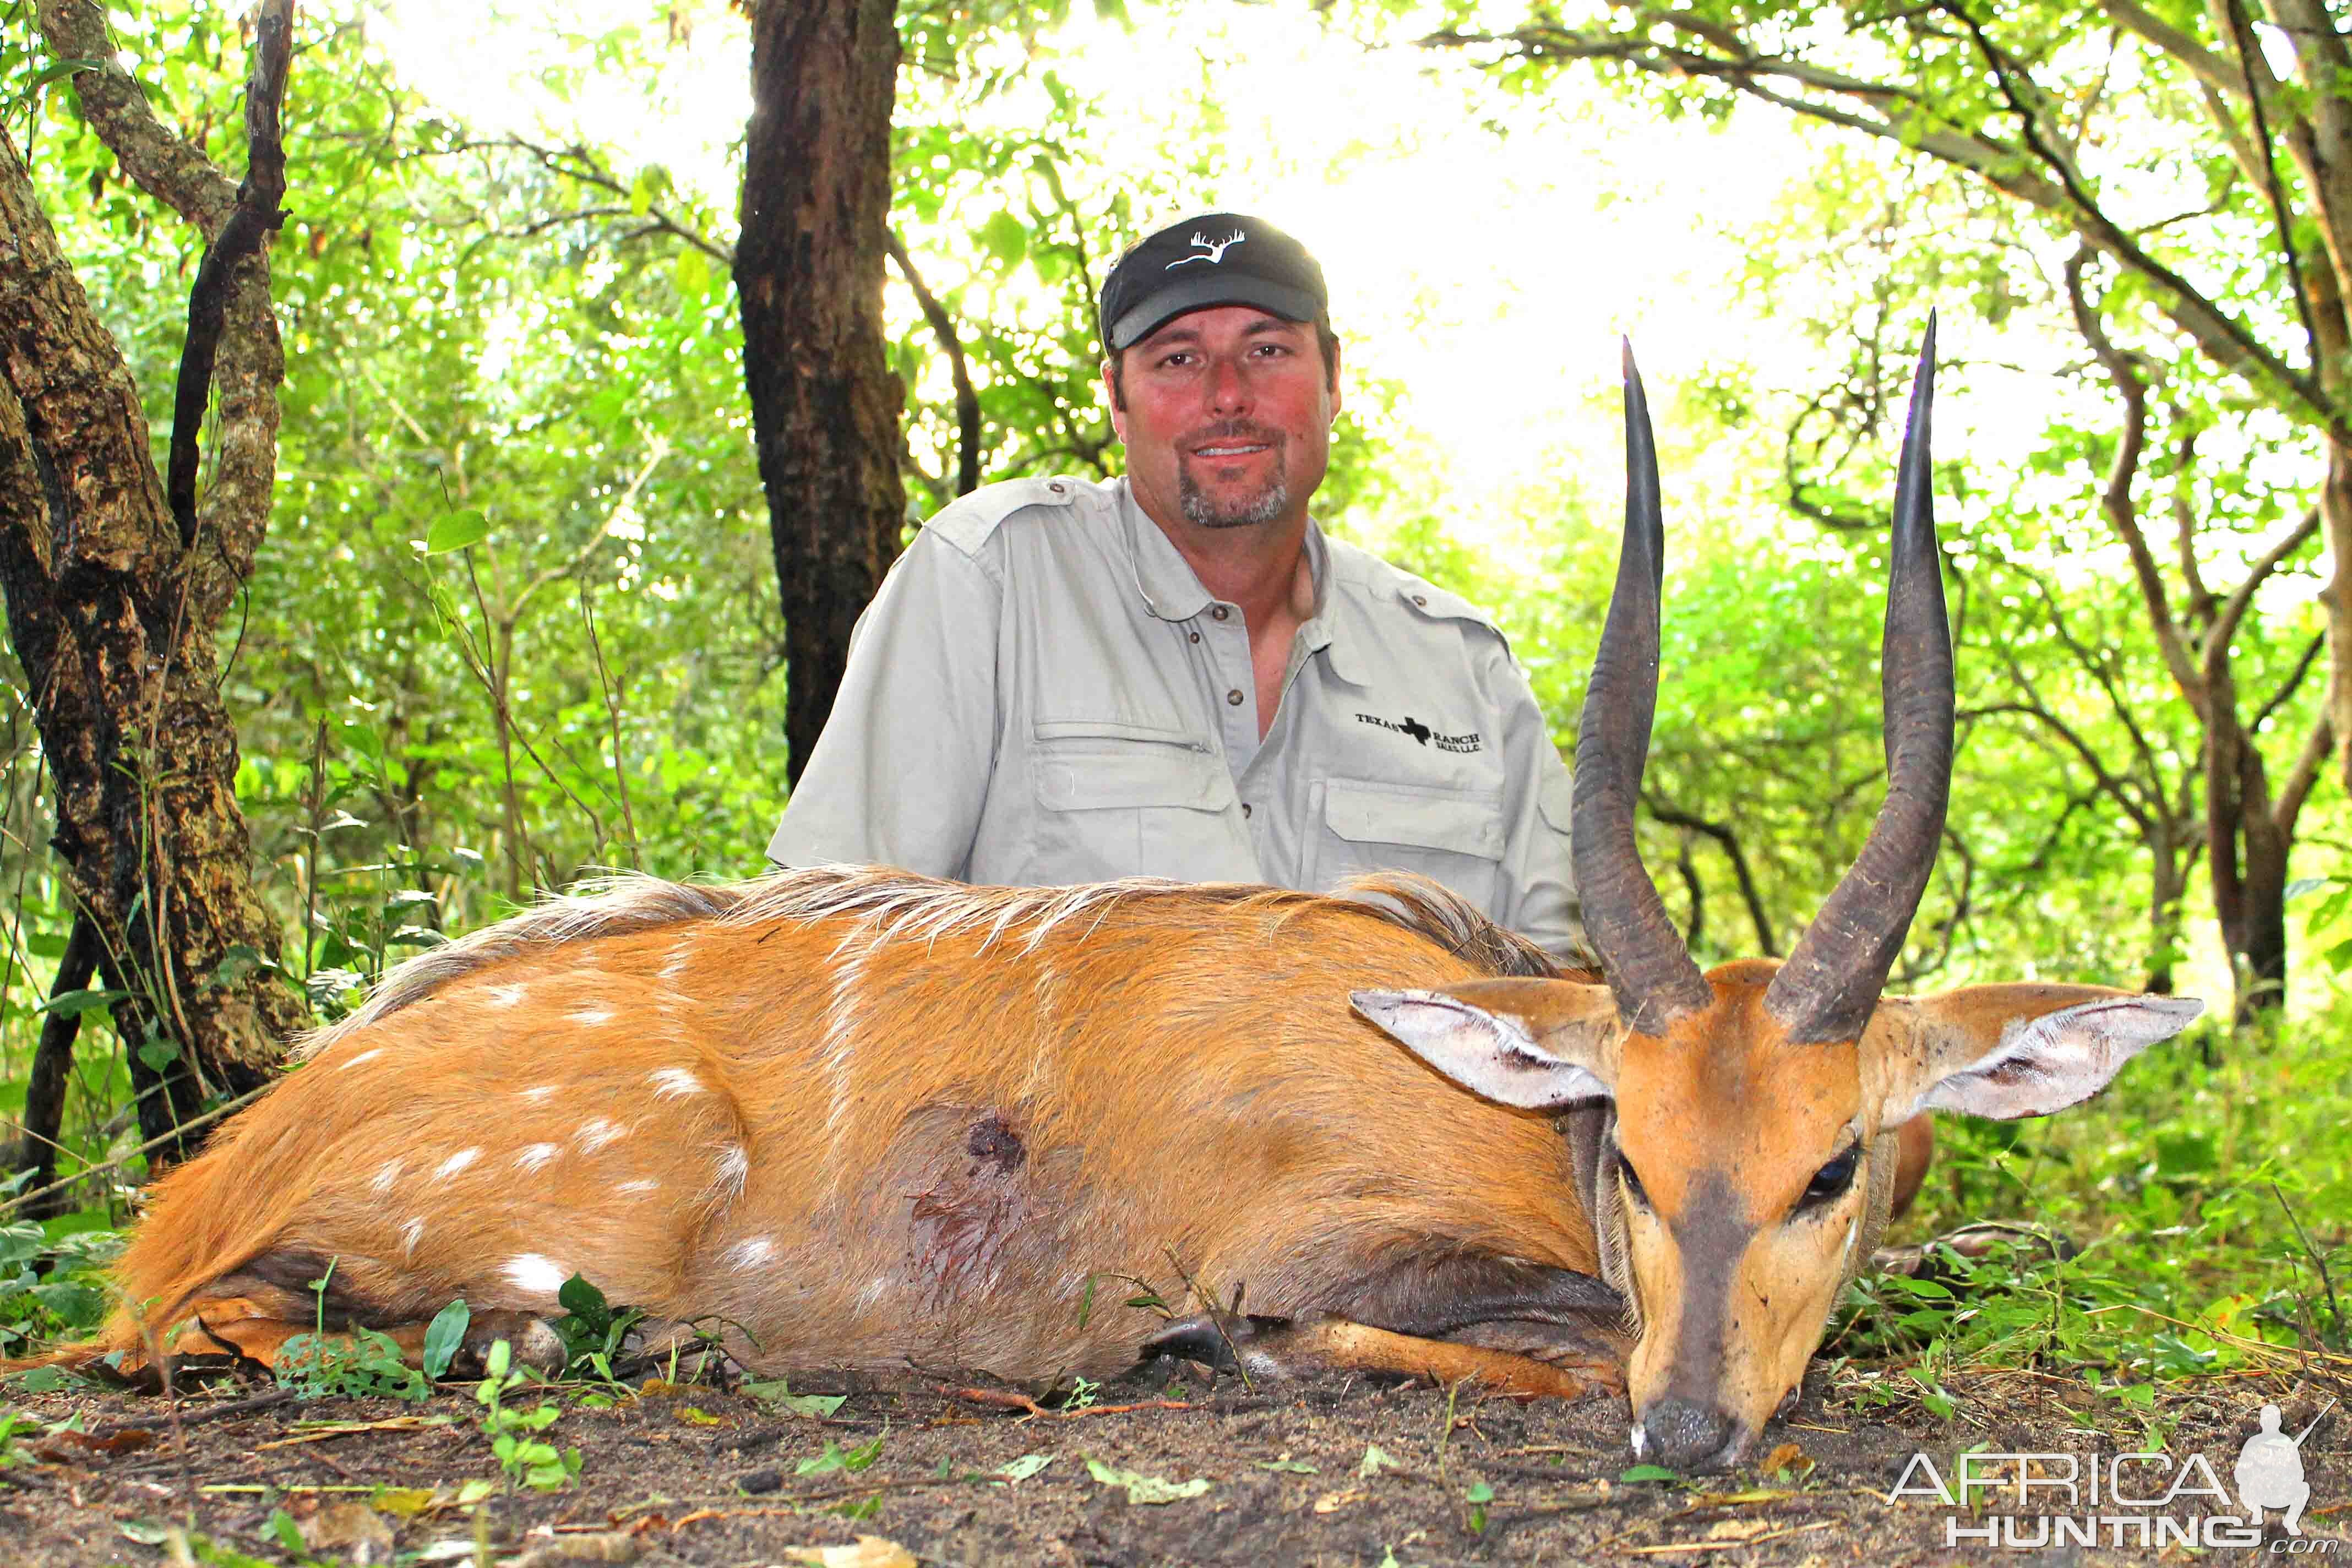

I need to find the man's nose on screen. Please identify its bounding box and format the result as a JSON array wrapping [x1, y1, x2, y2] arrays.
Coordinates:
[[1206, 355, 1249, 413]]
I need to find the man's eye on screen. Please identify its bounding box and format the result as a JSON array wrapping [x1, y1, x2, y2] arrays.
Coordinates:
[[1798, 1145, 1860, 1212]]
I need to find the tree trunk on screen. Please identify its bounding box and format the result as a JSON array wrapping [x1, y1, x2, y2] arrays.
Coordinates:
[[0, 15, 308, 1167], [735, 0, 907, 785], [2326, 437, 2352, 796]]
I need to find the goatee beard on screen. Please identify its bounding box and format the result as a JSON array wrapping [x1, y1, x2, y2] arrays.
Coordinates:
[[1177, 426, 1290, 529]]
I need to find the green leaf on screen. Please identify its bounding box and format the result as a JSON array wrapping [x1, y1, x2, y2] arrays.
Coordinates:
[[265, 1508, 304, 1551], [1256, 1457, 1316, 1473], [556, 1273, 611, 1325], [1620, 1464, 1681, 1483], [1086, 1457, 1210, 1504], [1359, 1443, 1401, 1478], [137, 1039, 178, 1072], [979, 211, 1029, 266], [674, 246, 710, 298], [998, 1452, 1054, 1482], [422, 1298, 470, 1378], [741, 1376, 847, 1420], [423, 508, 490, 555], [36, 988, 126, 1017], [29, 57, 107, 90]]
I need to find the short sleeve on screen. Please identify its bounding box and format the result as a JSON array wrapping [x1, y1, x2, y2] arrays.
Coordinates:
[[764, 529, 1004, 879], [1488, 650, 1590, 964]]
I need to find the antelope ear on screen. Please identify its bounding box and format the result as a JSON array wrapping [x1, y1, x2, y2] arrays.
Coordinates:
[[1870, 984, 2204, 1123], [1353, 978, 1622, 1109]]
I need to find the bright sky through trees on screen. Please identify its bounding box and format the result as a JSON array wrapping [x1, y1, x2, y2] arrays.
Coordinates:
[[375, 1, 1879, 554]]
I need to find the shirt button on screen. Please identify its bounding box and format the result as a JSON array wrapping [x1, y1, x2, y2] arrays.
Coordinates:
[[1049, 481, 1066, 494], [1189, 631, 1200, 643], [1413, 594, 1427, 607], [1242, 803, 1253, 819], [1212, 606, 1231, 621], [1227, 689, 1244, 706]]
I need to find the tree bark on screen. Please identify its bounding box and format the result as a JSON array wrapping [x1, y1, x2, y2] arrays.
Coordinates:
[[736, 0, 908, 785], [0, 4, 308, 1166]]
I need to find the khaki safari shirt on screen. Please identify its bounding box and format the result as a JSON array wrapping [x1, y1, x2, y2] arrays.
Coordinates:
[[766, 475, 1588, 959]]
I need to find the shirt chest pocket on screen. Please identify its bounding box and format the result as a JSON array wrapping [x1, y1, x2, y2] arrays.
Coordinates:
[[1028, 720, 1243, 881], [1314, 776, 1505, 911]]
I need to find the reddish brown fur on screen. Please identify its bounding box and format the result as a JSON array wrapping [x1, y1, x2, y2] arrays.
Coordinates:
[[84, 870, 1599, 1381]]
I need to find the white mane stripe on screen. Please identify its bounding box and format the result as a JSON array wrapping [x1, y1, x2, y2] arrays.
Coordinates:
[[292, 865, 1566, 1060]]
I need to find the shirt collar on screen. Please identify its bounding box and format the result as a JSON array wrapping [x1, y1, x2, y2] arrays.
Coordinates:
[[1116, 477, 1370, 686], [1119, 478, 1216, 622]]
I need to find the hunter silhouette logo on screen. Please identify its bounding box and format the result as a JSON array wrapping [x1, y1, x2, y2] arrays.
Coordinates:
[[2235, 1398, 2331, 1534], [1166, 228, 1245, 268]]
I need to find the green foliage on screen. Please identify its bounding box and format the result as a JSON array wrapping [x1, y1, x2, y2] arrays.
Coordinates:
[[274, 1261, 429, 1402], [1833, 1000, 2351, 1386], [548, 1272, 646, 1383], [475, 1338, 582, 1492]]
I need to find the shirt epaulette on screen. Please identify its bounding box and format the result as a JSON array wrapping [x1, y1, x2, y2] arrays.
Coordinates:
[[1389, 571, 1512, 655], [923, 476, 1087, 557]]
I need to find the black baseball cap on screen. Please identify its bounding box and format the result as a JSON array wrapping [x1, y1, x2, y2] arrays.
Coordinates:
[[1098, 213, 1328, 352]]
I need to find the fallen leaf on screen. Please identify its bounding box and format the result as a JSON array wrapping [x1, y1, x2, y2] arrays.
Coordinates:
[[1358, 1443, 1401, 1478], [1706, 1518, 1783, 1541], [1085, 1457, 1211, 1504], [676, 1406, 725, 1427], [34, 1427, 153, 1459], [742, 1377, 849, 1420], [778, 1537, 918, 1568], [507, 1533, 642, 1566], [997, 1452, 1054, 1483], [1761, 1440, 1816, 1480], [301, 1500, 394, 1558], [1256, 1458, 1317, 1474], [1313, 1487, 1369, 1513], [369, 1487, 439, 1519]]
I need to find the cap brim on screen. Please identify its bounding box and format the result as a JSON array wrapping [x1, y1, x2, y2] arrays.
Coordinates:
[[1107, 273, 1321, 350]]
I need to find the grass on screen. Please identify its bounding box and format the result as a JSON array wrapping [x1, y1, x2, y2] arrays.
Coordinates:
[[1828, 1001, 2350, 1416]]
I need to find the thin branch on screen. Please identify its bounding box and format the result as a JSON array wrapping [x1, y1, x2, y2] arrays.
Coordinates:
[[166, 0, 292, 549], [886, 230, 981, 497], [2253, 629, 2328, 734], [2204, 505, 2322, 681], [1939, 0, 2341, 437], [2065, 251, 2206, 712], [2220, 0, 2318, 369], [1641, 795, 1777, 954]]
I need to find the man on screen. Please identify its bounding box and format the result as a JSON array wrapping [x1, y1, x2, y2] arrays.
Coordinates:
[[768, 212, 1585, 959]]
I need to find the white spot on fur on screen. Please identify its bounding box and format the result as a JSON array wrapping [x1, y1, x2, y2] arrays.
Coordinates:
[[400, 1217, 424, 1257], [514, 1143, 559, 1173], [616, 1178, 659, 1195], [649, 1068, 703, 1100], [433, 1148, 481, 1181], [575, 1118, 627, 1153], [724, 1237, 775, 1271], [713, 1143, 749, 1201], [568, 1006, 614, 1027], [503, 1254, 569, 1298], [482, 983, 528, 1009], [369, 1158, 404, 1195], [339, 1048, 383, 1071], [520, 1085, 558, 1104]]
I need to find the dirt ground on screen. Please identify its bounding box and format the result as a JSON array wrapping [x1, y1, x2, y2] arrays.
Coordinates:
[[1, 1359, 2343, 1567]]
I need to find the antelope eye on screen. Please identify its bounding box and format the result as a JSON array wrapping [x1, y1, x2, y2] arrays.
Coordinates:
[[1616, 1152, 1650, 1209], [1798, 1144, 1861, 1211]]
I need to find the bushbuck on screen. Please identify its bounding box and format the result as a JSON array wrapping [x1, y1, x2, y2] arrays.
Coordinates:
[[47, 325, 2197, 1471]]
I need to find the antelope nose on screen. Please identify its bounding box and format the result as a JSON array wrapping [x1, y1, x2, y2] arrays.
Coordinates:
[[1637, 1397, 1741, 1472]]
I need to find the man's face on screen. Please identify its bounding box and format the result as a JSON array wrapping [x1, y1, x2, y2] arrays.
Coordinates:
[[1103, 306, 1340, 534]]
